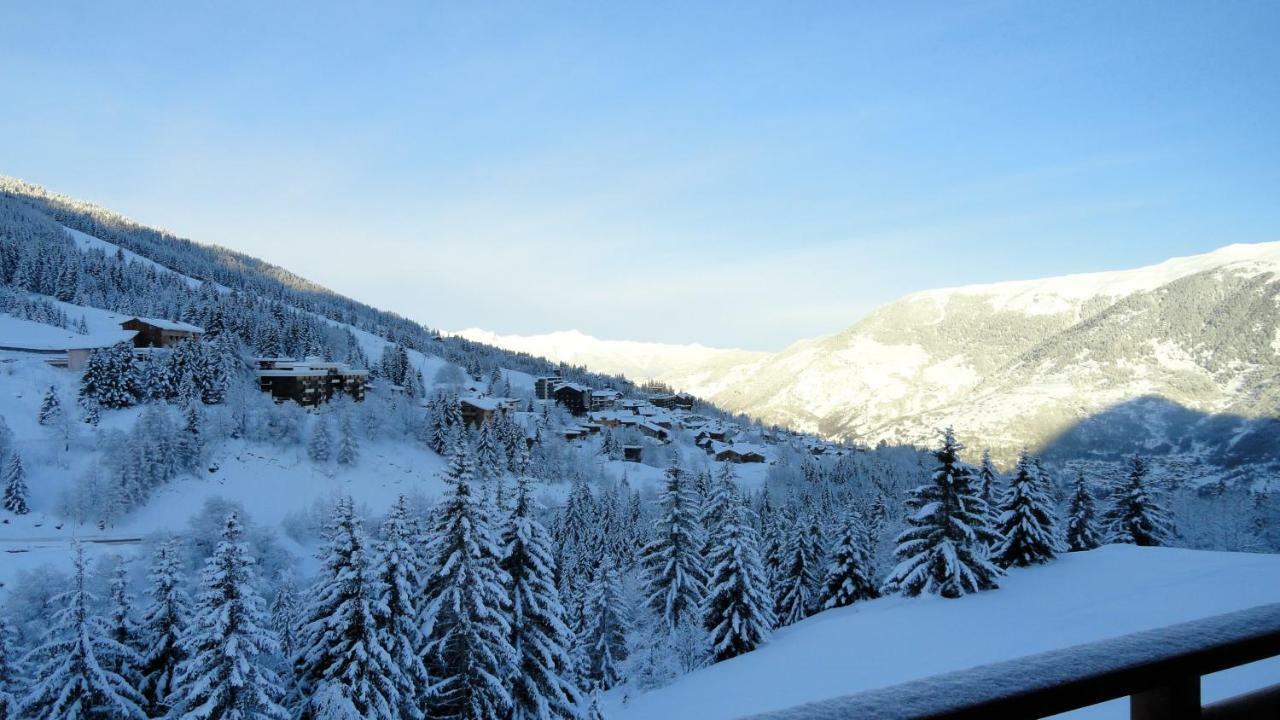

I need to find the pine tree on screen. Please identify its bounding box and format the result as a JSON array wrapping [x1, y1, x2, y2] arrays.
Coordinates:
[[294, 497, 401, 719], [169, 513, 288, 720], [579, 557, 629, 691], [422, 442, 517, 720], [1066, 470, 1102, 552], [884, 428, 1001, 598], [105, 559, 145, 694], [703, 467, 774, 661], [0, 612, 20, 720], [39, 385, 63, 425], [502, 476, 583, 720], [80, 341, 140, 409], [820, 514, 879, 611], [337, 413, 359, 466], [474, 419, 506, 482], [3, 452, 29, 515], [991, 450, 1063, 568], [639, 461, 707, 631], [308, 413, 333, 464], [1101, 455, 1174, 547], [374, 496, 432, 720], [270, 576, 300, 667], [18, 545, 147, 719], [977, 449, 1000, 533], [139, 540, 189, 716], [775, 512, 824, 626], [177, 402, 204, 472]]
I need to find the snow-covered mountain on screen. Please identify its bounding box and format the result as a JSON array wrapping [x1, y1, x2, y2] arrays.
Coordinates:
[[452, 328, 769, 397], [470, 243, 1280, 466]]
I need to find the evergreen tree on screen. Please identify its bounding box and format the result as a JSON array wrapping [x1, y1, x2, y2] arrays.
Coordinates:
[[703, 467, 774, 661], [337, 413, 359, 466], [883, 428, 1001, 598], [374, 496, 432, 720], [1066, 470, 1102, 552], [639, 461, 707, 631], [39, 385, 63, 425], [579, 557, 629, 691], [502, 476, 583, 720], [294, 497, 401, 719], [139, 540, 189, 716], [1101, 455, 1174, 547], [177, 402, 204, 472], [422, 442, 517, 720], [105, 559, 145, 693], [991, 450, 1063, 568], [80, 342, 139, 409], [474, 419, 505, 482], [169, 513, 288, 720], [820, 514, 879, 611], [18, 545, 147, 719], [0, 612, 20, 720], [977, 449, 1000, 533], [270, 576, 300, 668], [308, 413, 333, 464], [775, 512, 824, 626], [3, 452, 29, 515]]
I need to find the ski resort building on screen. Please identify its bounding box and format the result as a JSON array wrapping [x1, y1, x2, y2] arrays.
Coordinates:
[[255, 357, 367, 407], [551, 382, 592, 416], [459, 396, 521, 427], [119, 316, 205, 348], [0, 316, 137, 370]]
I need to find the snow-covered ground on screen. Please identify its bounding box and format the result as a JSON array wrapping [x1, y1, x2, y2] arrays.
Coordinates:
[[609, 545, 1280, 720]]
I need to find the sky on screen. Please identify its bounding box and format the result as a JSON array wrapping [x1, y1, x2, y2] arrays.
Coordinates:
[[1, 2, 1278, 351]]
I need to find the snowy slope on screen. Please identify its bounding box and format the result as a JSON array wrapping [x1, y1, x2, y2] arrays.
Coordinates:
[[610, 545, 1280, 720]]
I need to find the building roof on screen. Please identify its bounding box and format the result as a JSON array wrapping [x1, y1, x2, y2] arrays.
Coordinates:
[[0, 316, 137, 352], [124, 316, 205, 334]]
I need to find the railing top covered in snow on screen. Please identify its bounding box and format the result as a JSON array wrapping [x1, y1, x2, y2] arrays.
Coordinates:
[[739, 602, 1280, 720]]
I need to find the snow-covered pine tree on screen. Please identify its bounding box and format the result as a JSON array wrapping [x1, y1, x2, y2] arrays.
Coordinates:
[[703, 466, 774, 661], [177, 402, 204, 472], [639, 460, 707, 631], [270, 575, 300, 667], [374, 495, 432, 720], [3, 452, 29, 515], [169, 513, 288, 720], [308, 413, 333, 464], [80, 341, 140, 409], [106, 559, 145, 694], [579, 556, 629, 691], [0, 612, 19, 719], [774, 512, 824, 626], [337, 412, 359, 466], [820, 513, 879, 611], [977, 449, 1000, 533], [18, 544, 147, 720], [1066, 470, 1102, 552], [39, 385, 63, 425], [991, 450, 1063, 568], [474, 419, 506, 483], [883, 427, 1001, 599], [139, 540, 189, 716], [422, 442, 517, 720], [1102, 455, 1174, 547], [502, 475, 583, 720], [294, 496, 400, 719]]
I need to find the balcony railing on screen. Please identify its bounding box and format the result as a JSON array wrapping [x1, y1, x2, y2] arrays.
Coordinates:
[[740, 602, 1280, 720]]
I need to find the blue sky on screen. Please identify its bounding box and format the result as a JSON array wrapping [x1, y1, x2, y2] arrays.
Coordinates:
[[2, 2, 1277, 350]]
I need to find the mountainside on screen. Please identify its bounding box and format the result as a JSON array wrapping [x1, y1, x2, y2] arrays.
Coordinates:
[[469, 244, 1280, 468]]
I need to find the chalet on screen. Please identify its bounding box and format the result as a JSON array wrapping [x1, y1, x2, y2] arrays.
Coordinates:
[[622, 445, 643, 462], [119, 317, 204, 348], [551, 382, 592, 416], [256, 358, 367, 407], [563, 426, 588, 442], [458, 396, 520, 427], [638, 421, 670, 443], [650, 392, 695, 411], [590, 389, 622, 411], [715, 443, 768, 464]]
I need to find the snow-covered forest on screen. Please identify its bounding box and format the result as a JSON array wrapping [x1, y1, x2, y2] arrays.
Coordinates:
[[1, 179, 1278, 720]]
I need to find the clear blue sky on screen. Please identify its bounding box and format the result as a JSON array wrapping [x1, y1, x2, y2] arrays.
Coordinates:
[[2, 2, 1277, 350]]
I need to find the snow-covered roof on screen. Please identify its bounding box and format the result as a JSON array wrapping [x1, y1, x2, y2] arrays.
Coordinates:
[[460, 397, 501, 411], [555, 382, 590, 393], [124, 316, 205, 333]]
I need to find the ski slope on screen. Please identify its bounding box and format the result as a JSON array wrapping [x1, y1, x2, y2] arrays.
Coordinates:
[[609, 545, 1280, 720]]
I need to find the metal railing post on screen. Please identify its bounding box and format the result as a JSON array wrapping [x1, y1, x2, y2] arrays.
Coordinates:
[[1130, 675, 1201, 720]]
